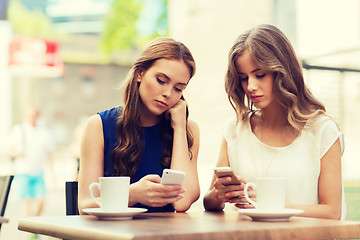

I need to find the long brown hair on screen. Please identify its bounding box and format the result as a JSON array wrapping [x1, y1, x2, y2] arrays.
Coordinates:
[[225, 24, 325, 130], [111, 37, 196, 177]]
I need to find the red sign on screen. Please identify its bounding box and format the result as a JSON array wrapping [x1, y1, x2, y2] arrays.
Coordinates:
[[8, 37, 63, 77]]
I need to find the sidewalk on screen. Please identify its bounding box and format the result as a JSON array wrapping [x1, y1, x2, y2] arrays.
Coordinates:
[[0, 149, 77, 240]]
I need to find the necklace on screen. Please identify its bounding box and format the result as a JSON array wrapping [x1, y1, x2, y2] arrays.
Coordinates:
[[260, 117, 288, 177]]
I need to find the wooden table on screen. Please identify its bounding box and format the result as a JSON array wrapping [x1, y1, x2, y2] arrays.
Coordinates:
[[18, 211, 360, 240]]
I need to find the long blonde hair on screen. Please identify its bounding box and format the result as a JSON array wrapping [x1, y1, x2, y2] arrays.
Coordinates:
[[225, 24, 325, 130], [112, 37, 196, 177]]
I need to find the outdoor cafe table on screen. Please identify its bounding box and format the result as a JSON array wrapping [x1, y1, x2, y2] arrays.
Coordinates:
[[18, 211, 360, 240]]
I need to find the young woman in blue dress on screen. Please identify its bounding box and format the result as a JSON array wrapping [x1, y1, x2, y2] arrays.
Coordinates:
[[78, 38, 200, 213], [203, 24, 345, 219]]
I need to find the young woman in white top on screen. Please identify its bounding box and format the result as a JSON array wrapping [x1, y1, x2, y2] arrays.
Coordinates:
[[203, 24, 345, 219]]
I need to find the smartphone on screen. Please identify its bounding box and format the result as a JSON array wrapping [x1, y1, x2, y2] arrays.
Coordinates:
[[214, 167, 241, 185], [161, 169, 185, 185]]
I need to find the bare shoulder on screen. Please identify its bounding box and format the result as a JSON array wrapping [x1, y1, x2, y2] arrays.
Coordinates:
[[82, 114, 103, 141], [83, 114, 102, 131], [86, 114, 102, 126], [188, 119, 200, 136], [80, 114, 104, 163]]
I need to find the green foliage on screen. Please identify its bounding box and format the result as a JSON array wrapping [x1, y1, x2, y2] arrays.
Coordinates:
[[100, 0, 168, 54], [8, 0, 55, 37], [100, 0, 141, 53], [156, 0, 168, 36], [344, 185, 360, 221], [137, 0, 168, 45]]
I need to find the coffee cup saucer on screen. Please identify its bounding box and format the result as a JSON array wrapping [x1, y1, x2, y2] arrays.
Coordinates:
[[238, 208, 304, 222], [83, 207, 147, 220]]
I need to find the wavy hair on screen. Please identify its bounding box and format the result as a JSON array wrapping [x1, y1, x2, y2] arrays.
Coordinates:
[[111, 37, 196, 177], [225, 24, 325, 130]]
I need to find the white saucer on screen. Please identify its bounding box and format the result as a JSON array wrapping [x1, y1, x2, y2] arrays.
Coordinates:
[[238, 208, 304, 222], [83, 207, 147, 220]]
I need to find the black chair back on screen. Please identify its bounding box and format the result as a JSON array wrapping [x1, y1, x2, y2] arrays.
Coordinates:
[[0, 175, 13, 230], [65, 181, 79, 215]]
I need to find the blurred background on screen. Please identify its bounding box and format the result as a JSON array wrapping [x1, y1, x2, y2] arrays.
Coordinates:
[[0, 0, 359, 239]]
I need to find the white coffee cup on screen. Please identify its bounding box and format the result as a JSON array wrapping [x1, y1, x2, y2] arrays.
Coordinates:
[[89, 176, 130, 212], [244, 177, 285, 211]]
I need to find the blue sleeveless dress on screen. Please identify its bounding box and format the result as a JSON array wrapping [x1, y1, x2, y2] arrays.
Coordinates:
[[98, 106, 174, 212]]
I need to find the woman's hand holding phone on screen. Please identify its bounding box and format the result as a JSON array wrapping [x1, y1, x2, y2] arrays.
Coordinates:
[[161, 169, 185, 185], [213, 167, 249, 205], [129, 174, 185, 208], [214, 167, 241, 185]]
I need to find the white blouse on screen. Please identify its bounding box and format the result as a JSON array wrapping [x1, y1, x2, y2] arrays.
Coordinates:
[[224, 113, 346, 219]]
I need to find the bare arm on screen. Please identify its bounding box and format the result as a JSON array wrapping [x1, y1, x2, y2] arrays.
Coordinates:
[[78, 115, 105, 214], [78, 113, 188, 214], [170, 119, 200, 212], [203, 137, 245, 211], [287, 138, 342, 219], [166, 100, 200, 212]]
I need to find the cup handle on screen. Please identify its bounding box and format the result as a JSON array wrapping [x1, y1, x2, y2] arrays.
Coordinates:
[[244, 182, 257, 208], [89, 182, 102, 208]]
